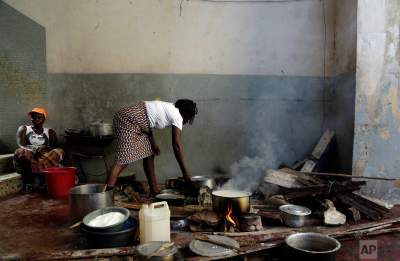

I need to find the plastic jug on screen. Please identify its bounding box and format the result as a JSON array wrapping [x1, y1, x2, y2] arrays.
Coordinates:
[[139, 201, 170, 243]]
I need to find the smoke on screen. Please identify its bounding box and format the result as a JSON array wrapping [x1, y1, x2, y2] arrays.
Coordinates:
[[219, 133, 289, 192], [220, 156, 267, 192]]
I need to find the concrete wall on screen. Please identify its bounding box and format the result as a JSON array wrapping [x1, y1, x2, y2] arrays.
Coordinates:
[[1, 0, 357, 185], [5, 0, 336, 76], [0, 1, 47, 153], [354, 0, 400, 203]]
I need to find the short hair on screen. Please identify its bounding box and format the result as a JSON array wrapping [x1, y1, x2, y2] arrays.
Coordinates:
[[175, 99, 198, 124]]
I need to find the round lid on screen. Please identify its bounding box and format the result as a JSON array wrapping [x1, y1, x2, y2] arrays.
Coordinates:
[[137, 242, 177, 257], [279, 204, 311, 216], [189, 235, 239, 257], [212, 190, 251, 198]]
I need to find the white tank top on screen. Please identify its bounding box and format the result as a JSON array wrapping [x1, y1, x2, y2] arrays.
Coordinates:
[[25, 125, 50, 146]]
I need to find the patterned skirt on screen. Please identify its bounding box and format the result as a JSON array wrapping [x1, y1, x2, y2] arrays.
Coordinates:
[[113, 102, 153, 165], [14, 148, 64, 174]]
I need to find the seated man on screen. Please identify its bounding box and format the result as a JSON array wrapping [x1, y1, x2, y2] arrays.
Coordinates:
[[14, 107, 64, 192]]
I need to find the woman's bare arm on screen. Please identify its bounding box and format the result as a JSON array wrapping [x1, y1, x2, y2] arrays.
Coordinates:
[[172, 126, 191, 181]]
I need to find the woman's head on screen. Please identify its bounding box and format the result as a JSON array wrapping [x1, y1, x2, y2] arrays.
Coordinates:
[[28, 107, 48, 126], [175, 99, 198, 125]]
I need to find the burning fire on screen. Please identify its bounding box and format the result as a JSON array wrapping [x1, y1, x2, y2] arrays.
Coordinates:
[[225, 204, 238, 227]]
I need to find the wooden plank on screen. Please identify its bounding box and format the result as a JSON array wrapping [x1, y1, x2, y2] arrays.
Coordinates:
[[337, 193, 388, 220], [300, 160, 317, 173], [353, 192, 394, 210], [283, 181, 365, 200], [264, 169, 321, 188], [311, 129, 335, 160], [300, 129, 335, 172], [280, 168, 324, 185]]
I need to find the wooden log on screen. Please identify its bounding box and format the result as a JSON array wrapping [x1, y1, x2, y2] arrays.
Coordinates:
[[353, 192, 394, 210], [280, 168, 324, 185], [337, 194, 388, 220], [29, 246, 137, 260], [283, 181, 365, 200], [264, 169, 323, 188], [302, 171, 400, 182]]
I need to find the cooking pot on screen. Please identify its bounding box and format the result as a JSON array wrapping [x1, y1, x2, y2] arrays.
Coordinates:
[[182, 176, 216, 196], [191, 176, 216, 190], [279, 204, 311, 228], [212, 189, 251, 215], [90, 121, 113, 136], [69, 184, 114, 223], [81, 219, 136, 248], [285, 232, 341, 261]]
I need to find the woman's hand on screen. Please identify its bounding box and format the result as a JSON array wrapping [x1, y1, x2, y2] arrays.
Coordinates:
[[182, 172, 192, 182]]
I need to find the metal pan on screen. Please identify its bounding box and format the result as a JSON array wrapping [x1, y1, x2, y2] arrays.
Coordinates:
[[155, 193, 185, 206]]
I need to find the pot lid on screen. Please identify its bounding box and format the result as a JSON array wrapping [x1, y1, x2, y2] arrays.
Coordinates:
[[279, 204, 311, 216], [192, 176, 209, 181], [189, 235, 239, 257], [137, 241, 177, 257], [212, 189, 251, 198], [156, 193, 185, 200]]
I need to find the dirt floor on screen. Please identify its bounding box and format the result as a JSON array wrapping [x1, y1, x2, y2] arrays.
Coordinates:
[[0, 193, 84, 259], [1, 192, 400, 260]]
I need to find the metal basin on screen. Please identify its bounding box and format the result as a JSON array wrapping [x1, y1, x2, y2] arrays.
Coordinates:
[[285, 232, 341, 261], [69, 184, 114, 223], [82, 207, 130, 232]]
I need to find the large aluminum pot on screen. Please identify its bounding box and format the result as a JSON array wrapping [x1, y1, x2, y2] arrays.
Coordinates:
[[285, 232, 341, 261], [69, 184, 114, 223], [90, 121, 113, 136], [212, 190, 251, 215]]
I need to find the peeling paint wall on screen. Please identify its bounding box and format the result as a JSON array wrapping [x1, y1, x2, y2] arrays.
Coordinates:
[[354, 0, 400, 203], [0, 1, 47, 153]]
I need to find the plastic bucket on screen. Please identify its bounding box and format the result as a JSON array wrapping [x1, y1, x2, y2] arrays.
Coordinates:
[[44, 167, 77, 198]]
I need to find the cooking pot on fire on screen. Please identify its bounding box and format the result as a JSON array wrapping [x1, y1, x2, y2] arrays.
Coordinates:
[[212, 190, 251, 215], [90, 121, 113, 136]]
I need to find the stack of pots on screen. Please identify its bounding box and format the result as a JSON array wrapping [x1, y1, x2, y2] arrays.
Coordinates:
[[69, 184, 136, 248], [80, 207, 136, 248]]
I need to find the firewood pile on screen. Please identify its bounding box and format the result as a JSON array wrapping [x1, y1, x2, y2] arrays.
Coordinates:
[[263, 130, 392, 224]]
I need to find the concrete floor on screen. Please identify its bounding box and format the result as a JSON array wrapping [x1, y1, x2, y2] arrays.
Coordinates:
[[1, 193, 399, 260]]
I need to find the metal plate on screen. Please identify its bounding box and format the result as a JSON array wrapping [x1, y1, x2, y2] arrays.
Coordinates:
[[189, 235, 239, 257], [137, 241, 177, 257]]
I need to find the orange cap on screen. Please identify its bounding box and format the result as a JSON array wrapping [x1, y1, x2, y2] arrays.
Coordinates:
[[28, 107, 48, 119]]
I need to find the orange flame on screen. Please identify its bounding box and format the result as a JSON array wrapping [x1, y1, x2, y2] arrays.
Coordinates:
[[225, 204, 237, 227]]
